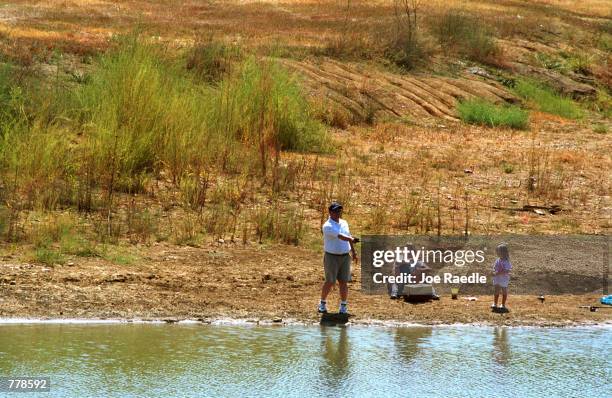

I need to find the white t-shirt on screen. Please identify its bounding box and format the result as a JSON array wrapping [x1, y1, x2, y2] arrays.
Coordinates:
[[322, 218, 351, 254]]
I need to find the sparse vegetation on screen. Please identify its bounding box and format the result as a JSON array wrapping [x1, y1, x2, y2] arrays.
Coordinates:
[[0, 36, 328, 248], [383, 0, 433, 70], [0, 0, 610, 329], [429, 8, 502, 66], [457, 99, 529, 129], [514, 79, 583, 119], [593, 124, 609, 134], [0, 0, 610, 261], [186, 39, 242, 83]]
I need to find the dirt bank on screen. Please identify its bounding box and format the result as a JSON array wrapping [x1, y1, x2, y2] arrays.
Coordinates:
[[1, 242, 609, 326]]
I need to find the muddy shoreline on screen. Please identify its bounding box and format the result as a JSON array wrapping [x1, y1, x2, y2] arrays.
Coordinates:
[[0, 316, 610, 328], [1, 243, 610, 327]]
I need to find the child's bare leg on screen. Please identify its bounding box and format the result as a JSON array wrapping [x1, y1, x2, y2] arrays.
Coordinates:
[[502, 287, 508, 307], [494, 285, 500, 306]]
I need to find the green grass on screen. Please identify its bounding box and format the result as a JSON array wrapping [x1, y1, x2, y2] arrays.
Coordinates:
[[429, 9, 501, 65], [186, 40, 242, 83], [0, 35, 327, 212], [514, 79, 583, 119], [457, 99, 529, 129], [593, 124, 609, 134], [78, 36, 213, 187], [0, 35, 330, 246], [500, 161, 515, 174], [100, 245, 139, 265], [34, 246, 65, 265], [213, 57, 328, 154]]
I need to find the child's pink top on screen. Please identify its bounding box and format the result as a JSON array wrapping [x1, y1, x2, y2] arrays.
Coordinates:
[[494, 258, 511, 274], [492, 258, 512, 286]]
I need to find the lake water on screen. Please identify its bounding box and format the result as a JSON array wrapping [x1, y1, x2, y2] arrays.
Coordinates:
[[0, 323, 610, 397]]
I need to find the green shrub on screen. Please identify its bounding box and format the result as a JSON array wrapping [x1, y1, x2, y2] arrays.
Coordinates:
[[78, 37, 211, 185], [0, 36, 328, 244], [500, 161, 515, 174], [458, 99, 529, 129], [0, 63, 80, 210], [0, 64, 29, 161], [584, 88, 612, 119], [593, 124, 609, 134], [251, 206, 304, 245], [186, 40, 242, 83], [563, 52, 593, 75], [384, 33, 433, 71], [1, 69, 76, 209], [6, 126, 75, 209], [514, 79, 583, 119], [34, 246, 65, 265], [430, 9, 501, 65], [212, 57, 328, 155]]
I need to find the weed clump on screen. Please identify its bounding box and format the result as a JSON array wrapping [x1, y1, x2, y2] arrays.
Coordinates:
[[429, 9, 502, 66], [186, 39, 242, 83], [458, 99, 529, 129], [514, 79, 583, 119], [0, 36, 328, 247]]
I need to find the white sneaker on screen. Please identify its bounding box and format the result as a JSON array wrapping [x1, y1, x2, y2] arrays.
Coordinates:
[[339, 303, 348, 314], [318, 301, 327, 313]]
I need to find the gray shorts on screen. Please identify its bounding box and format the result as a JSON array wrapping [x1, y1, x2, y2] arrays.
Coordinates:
[[324, 252, 351, 283]]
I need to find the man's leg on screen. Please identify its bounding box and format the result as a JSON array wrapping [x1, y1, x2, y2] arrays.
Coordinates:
[[338, 280, 348, 301], [319, 253, 337, 312], [338, 255, 351, 313], [321, 282, 335, 301]]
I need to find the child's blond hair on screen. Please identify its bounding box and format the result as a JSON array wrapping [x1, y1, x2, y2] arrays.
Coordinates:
[[496, 243, 510, 260]]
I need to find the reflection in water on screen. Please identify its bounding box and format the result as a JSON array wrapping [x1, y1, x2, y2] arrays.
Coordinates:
[[393, 327, 433, 366], [0, 324, 609, 398], [319, 326, 350, 394], [492, 327, 511, 366]]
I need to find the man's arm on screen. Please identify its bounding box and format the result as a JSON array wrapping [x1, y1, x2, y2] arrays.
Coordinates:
[[348, 239, 358, 261], [337, 233, 354, 242]]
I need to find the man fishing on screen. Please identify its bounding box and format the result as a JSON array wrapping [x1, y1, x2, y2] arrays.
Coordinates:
[[318, 202, 359, 315]]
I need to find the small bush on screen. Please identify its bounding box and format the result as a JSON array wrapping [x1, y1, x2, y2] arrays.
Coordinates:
[[315, 102, 351, 129], [60, 235, 100, 257], [180, 174, 209, 210], [584, 88, 612, 119], [34, 246, 65, 265], [430, 9, 502, 65], [514, 79, 583, 119], [500, 161, 515, 174], [323, 32, 378, 60], [458, 99, 529, 129], [593, 124, 609, 134], [251, 206, 304, 245], [385, 33, 433, 71], [563, 52, 593, 75], [4, 126, 75, 209], [213, 57, 328, 155], [78, 36, 211, 184], [186, 40, 241, 83]]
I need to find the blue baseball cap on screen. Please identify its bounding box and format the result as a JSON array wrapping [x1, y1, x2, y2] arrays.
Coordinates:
[[328, 202, 343, 212]]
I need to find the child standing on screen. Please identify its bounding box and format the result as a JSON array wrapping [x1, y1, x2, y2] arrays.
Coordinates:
[[492, 243, 512, 309]]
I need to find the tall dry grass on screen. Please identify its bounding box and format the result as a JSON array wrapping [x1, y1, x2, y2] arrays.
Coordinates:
[[0, 36, 328, 246]]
